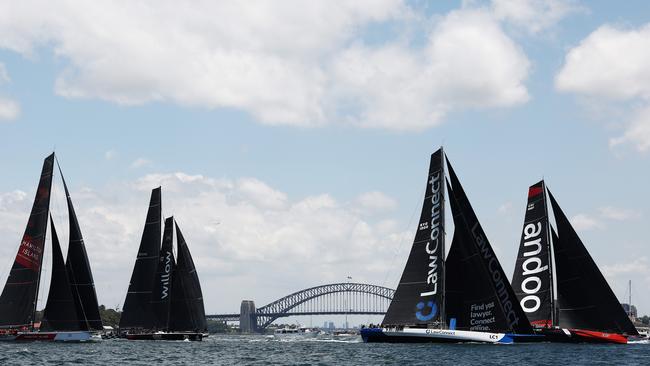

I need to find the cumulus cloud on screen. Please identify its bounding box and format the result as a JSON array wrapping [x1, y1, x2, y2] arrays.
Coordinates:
[[0, 1, 531, 130], [355, 191, 398, 213], [556, 23, 650, 152], [598, 206, 642, 221], [569, 213, 599, 231], [0, 62, 19, 121], [0, 172, 410, 312], [130, 157, 152, 169], [492, 0, 582, 34]]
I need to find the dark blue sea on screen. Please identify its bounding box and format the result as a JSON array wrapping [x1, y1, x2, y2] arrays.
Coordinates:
[[1, 334, 649, 365]]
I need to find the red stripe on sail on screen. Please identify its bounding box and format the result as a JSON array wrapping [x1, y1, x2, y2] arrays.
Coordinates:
[[14, 235, 44, 272], [528, 186, 543, 198]]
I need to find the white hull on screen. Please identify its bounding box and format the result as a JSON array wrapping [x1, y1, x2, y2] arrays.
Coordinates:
[[364, 327, 513, 344], [0, 331, 100, 342]]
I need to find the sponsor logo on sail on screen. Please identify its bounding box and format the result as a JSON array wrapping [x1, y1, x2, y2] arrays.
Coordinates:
[[421, 170, 442, 298], [518, 222, 547, 313], [471, 223, 520, 328], [160, 251, 172, 299], [416, 301, 438, 321]]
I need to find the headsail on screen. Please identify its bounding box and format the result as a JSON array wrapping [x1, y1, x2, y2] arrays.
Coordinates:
[[0, 153, 54, 328], [383, 148, 445, 326], [548, 190, 638, 335], [41, 217, 82, 331], [151, 217, 175, 330], [511, 181, 553, 327], [120, 187, 162, 329], [169, 222, 207, 332], [58, 164, 103, 331], [446, 157, 533, 335], [445, 179, 512, 332]]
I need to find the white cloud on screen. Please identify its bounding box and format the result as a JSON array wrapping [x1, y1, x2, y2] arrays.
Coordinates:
[[104, 150, 116, 160], [0, 62, 19, 121], [492, 0, 582, 34], [130, 157, 151, 168], [0, 172, 410, 313], [0, 97, 19, 120], [355, 191, 398, 213], [497, 201, 513, 214], [556, 23, 650, 152], [0, 1, 531, 130], [598, 206, 642, 221], [609, 106, 650, 152], [569, 213, 599, 231]]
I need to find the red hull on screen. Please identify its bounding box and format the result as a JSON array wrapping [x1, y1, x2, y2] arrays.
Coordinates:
[[570, 329, 628, 344]]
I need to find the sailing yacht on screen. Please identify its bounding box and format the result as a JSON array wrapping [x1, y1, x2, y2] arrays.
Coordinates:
[[361, 148, 539, 343], [0, 153, 102, 342], [511, 180, 639, 344], [120, 189, 207, 341]]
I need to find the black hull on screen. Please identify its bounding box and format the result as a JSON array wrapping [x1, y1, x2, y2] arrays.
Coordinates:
[[534, 328, 627, 344], [126, 332, 203, 341]]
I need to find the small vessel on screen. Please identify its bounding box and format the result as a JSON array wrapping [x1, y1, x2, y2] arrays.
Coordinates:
[[0, 153, 102, 342], [511, 181, 638, 344], [361, 148, 539, 344], [120, 189, 207, 341]]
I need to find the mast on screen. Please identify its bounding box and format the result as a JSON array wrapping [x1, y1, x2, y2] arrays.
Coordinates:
[[543, 184, 555, 327], [629, 280, 632, 318], [0, 153, 54, 328], [439, 147, 446, 329]]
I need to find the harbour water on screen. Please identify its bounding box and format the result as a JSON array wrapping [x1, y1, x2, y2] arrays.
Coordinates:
[[1, 335, 649, 365]]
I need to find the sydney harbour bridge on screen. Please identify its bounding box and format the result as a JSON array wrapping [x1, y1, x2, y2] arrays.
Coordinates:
[[206, 283, 395, 332]]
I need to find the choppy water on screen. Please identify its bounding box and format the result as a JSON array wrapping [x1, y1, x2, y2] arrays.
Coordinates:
[[1, 334, 649, 365]]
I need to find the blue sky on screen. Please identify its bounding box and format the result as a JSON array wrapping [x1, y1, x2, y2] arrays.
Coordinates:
[[0, 0, 649, 320]]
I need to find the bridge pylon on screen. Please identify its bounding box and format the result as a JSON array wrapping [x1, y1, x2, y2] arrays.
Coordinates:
[[240, 300, 257, 333]]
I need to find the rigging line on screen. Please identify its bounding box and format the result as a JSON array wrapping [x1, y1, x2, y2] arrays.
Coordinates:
[[379, 182, 426, 290]]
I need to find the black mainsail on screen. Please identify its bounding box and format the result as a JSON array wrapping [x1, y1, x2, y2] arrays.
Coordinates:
[[120, 188, 162, 330], [59, 167, 103, 331], [169, 222, 207, 332], [0, 154, 54, 328], [41, 217, 82, 331], [151, 217, 175, 330], [383, 148, 445, 326], [446, 159, 533, 335], [548, 190, 638, 335], [511, 181, 553, 327]]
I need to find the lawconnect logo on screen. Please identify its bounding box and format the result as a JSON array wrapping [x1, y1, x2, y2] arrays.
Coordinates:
[[416, 301, 438, 321]]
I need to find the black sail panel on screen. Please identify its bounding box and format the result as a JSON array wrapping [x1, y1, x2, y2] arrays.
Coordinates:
[[120, 188, 162, 329], [151, 217, 175, 330], [59, 167, 103, 331], [383, 148, 445, 326], [511, 181, 553, 327], [169, 222, 207, 331], [445, 180, 510, 332], [41, 217, 81, 331], [446, 158, 533, 334], [0, 154, 54, 327], [548, 190, 638, 335]]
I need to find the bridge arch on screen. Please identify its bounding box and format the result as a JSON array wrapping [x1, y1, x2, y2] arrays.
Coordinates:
[[255, 282, 394, 329]]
